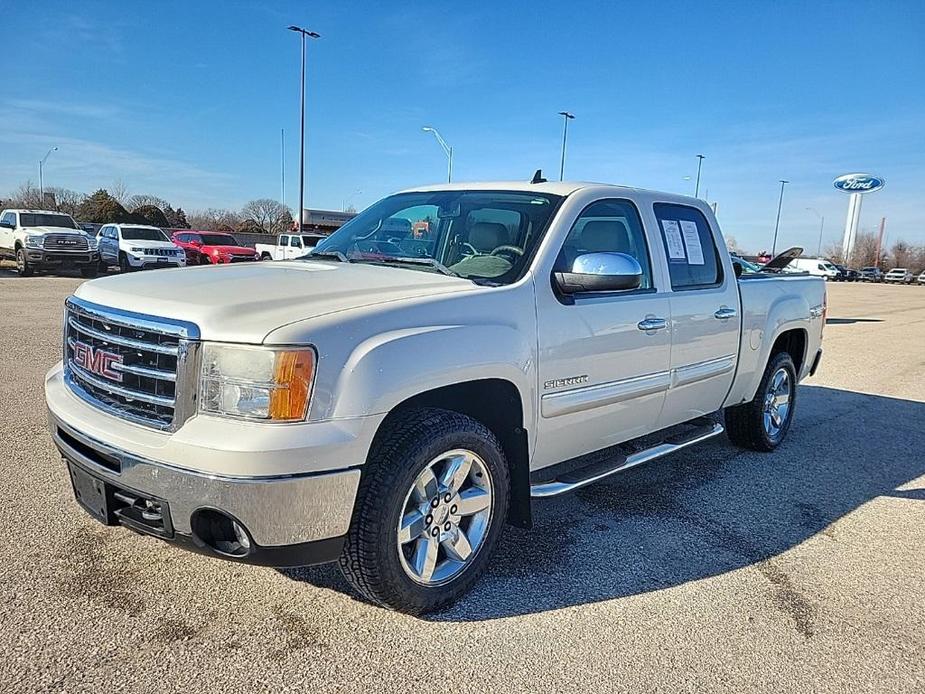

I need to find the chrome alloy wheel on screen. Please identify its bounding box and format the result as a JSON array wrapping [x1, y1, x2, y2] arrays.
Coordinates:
[[763, 367, 792, 439], [397, 449, 493, 586]]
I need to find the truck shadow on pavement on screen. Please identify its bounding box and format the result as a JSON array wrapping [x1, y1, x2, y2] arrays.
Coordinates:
[[283, 385, 925, 623]]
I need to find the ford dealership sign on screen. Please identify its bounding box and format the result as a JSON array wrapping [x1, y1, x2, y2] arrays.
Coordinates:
[[833, 173, 884, 194]]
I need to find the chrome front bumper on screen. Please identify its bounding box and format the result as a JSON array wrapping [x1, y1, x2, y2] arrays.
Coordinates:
[[48, 411, 360, 548]]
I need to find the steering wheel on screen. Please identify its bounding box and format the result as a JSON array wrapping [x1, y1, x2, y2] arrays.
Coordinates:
[[489, 245, 524, 258]]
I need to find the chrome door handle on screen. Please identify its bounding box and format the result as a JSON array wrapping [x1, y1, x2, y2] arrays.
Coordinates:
[[637, 317, 668, 332], [714, 307, 738, 320]]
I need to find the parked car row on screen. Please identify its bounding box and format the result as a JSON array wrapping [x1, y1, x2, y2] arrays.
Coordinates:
[[778, 255, 924, 285], [0, 207, 266, 277]]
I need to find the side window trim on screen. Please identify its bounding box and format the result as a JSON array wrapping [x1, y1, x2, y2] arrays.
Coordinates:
[[653, 202, 724, 291]]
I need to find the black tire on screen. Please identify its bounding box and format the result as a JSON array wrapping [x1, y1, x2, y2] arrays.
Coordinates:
[[339, 407, 510, 615], [725, 351, 797, 452], [260, 252, 272, 261], [80, 266, 98, 278], [15, 247, 33, 277], [118, 252, 131, 273]]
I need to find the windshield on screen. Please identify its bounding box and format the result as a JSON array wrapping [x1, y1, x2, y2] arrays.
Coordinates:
[[312, 190, 562, 284], [199, 233, 238, 245], [20, 213, 78, 229], [122, 227, 169, 242]]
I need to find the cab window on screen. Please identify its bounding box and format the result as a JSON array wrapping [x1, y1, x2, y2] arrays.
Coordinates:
[[653, 203, 723, 290], [290, 236, 302, 248], [555, 199, 653, 290]]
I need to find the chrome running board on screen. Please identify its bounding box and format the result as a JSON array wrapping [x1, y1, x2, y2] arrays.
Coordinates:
[[530, 422, 725, 498]]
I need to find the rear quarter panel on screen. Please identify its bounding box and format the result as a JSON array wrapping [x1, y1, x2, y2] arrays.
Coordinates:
[[724, 275, 825, 406]]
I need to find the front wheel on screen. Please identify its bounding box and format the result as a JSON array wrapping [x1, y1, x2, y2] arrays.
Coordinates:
[[118, 252, 132, 273], [15, 248, 34, 277], [339, 408, 510, 614], [725, 351, 797, 452]]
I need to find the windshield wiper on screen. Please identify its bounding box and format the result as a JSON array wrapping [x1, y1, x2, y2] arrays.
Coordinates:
[[305, 250, 349, 263], [369, 256, 460, 277]]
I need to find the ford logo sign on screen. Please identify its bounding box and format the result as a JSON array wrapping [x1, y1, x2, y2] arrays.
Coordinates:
[[833, 173, 884, 194]]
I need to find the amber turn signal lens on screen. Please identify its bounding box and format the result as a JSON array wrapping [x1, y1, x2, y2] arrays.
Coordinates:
[[268, 349, 315, 420]]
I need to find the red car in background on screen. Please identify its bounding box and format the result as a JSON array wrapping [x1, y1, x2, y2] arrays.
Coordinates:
[[171, 231, 259, 265]]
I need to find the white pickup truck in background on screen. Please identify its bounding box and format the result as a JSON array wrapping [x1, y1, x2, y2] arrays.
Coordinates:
[[0, 208, 100, 277], [45, 179, 825, 614], [255, 232, 328, 260]]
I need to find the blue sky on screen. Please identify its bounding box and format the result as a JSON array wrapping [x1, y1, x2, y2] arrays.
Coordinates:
[[3, 0, 923, 252]]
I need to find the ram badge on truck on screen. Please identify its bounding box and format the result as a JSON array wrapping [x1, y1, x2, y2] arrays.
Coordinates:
[[45, 180, 825, 614]]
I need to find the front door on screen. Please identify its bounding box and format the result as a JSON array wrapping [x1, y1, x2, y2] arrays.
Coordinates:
[[533, 198, 672, 471], [0, 212, 15, 250], [652, 202, 740, 427]]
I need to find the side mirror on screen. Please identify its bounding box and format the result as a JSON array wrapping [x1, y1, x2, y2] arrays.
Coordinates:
[[0, 221, 14, 229], [554, 252, 643, 294]]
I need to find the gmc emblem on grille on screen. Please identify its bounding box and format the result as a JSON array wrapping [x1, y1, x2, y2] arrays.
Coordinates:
[[73, 341, 123, 382]]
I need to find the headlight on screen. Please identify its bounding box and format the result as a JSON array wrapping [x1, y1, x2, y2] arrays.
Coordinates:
[[87, 237, 98, 250], [130, 247, 145, 254], [199, 344, 316, 421], [25, 235, 43, 249]]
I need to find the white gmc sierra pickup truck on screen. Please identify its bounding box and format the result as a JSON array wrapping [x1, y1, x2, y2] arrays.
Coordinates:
[[45, 181, 825, 614]]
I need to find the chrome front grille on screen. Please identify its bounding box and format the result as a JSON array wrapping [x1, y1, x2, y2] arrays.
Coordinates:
[[143, 248, 179, 257], [63, 297, 200, 430], [44, 234, 89, 251]]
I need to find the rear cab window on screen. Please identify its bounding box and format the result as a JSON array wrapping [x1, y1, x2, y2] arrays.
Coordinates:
[[653, 203, 723, 290]]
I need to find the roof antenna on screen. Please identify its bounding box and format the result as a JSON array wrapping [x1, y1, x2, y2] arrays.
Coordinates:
[[530, 169, 547, 184]]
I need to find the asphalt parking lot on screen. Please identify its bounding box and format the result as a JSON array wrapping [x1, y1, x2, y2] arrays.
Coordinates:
[[1, 269, 923, 693]]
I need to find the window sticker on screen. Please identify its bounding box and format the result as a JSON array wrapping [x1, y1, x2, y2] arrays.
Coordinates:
[[661, 219, 686, 261], [679, 220, 705, 265]]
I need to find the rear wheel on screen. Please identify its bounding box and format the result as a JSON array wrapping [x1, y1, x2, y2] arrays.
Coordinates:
[[725, 351, 797, 452], [15, 248, 33, 277], [339, 408, 510, 614]]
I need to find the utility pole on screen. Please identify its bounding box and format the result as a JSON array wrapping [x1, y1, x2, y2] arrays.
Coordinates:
[[288, 25, 320, 231], [39, 146, 58, 203], [280, 128, 285, 205], [875, 217, 886, 268], [694, 154, 705, 198], [558, 111, 575, 181], [771, 179, 789, 256]]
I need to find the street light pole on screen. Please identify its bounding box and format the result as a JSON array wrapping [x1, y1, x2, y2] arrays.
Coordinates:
[[694, 154, 705, 198], [806, 207, 825, 256], [422, 127, 453, 182], [39, 146, 58, 202], [771, 179, 789, 257], [288, 25, 320, 231], [558, 111, 575, 181]]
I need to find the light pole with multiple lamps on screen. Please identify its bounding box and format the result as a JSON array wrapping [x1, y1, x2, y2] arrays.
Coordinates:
[[421, 127, 453, 183], [558, 111, 575, 181], [694, 154, 705, 198], [771, 179, 789, 256], [287, 25, 320, 230], [806, 207, 825, 256], [39, 146, 58, 202]]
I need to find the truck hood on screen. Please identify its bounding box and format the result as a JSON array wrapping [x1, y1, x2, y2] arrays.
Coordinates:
[[123, 239, 179, 250], [74, 260, 478, 342], [23, 226, 84, 235]]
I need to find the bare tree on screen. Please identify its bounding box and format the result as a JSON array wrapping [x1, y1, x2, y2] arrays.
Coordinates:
[[128, 194, 169, 211], [240, 199, 292, 234], [848, 231, 880, 269], [45, 187, 87, 217], [5, 180, 44, 208], [823, 242, 845, 265], [110, 179, 130, 204], [889, 241, 915, 269], [186, 208, 243, 231]]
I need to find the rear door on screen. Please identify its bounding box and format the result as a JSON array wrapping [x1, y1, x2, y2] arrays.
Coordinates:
[[277, 235, 289, 258], [653, 202, 740, 427], [533, 197, 672, 470]]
